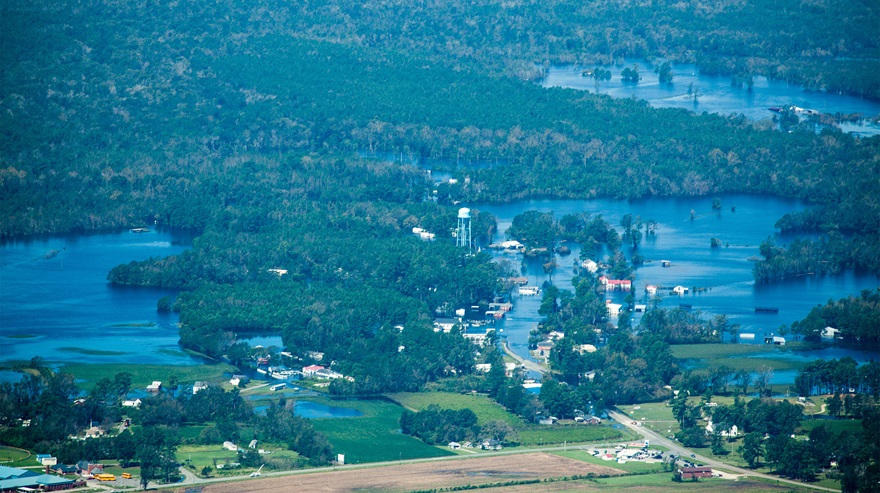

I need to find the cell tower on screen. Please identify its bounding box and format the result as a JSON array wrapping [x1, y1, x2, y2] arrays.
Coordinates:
[[456, 207, 472, 250]]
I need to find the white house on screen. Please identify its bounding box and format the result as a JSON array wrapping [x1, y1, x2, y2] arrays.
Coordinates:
[[302, 365, 325, 377], [822, 326, 841, 339], [463, 329, 493, 346], [193, 381, 209, 394], [146, 381, 162, 392], [645, 285, 658, 295], [121, 399, 142, 408], [673, 285, 688, 295], [581, 259, 598, 273], [500, 240, 525, 251], [433, 318, 461, 333], [706, 420, 738, 437], [606, 301, 623, 317], [223, 441, 239, 451]]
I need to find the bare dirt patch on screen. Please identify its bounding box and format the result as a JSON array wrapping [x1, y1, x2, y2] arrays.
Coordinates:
[[190, 453, 623, 493]]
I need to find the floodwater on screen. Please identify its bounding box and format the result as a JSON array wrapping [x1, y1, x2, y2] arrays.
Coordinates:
[[252, 400, 363, 418], [540, 60, 880, 136], [475, 194, 879, 382], [0, 229, 196, 365], [1, 196, 876, 385]]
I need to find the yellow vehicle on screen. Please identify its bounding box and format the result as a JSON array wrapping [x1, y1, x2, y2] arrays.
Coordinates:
[[94, 473, 116, 481], [121, 473, 132, 479]]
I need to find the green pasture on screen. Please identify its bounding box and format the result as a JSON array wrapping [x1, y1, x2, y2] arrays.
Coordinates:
[[61, 362, 236, 391], [618, 402, 681, 437], [387, 391, 626, 446], [308, 398, 454, 464], [0, 445, 31, 465], [387, 392, 518, 426], [799, 418, 863, 435], [519, 424, 625, 445], [177, 444, 246, 472]]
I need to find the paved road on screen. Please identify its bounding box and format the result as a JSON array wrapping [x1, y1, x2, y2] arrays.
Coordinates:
[[606, 409, 838, 492], [502, 340, 549, 375]]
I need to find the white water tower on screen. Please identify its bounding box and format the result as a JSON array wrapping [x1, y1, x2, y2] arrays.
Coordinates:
[[456, 208, 472, 250]]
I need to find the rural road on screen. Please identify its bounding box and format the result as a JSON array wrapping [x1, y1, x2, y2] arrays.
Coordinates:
[[502, 340, 549, 374], [607, 409, 839, 492]]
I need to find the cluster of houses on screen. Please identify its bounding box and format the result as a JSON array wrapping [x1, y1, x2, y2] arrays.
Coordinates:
[[591, 442, 664, 464], [644, 284, 689, 296], [447, 439, 503, 451], [301, 365, 346, 380]]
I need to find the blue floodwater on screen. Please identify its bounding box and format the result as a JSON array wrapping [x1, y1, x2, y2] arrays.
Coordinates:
[[2, 196, 877, 386], [0, 229, 196, 365], [253, 400, 363, 418], [541, 60, 880, 136], [476, 194, 879, 383]]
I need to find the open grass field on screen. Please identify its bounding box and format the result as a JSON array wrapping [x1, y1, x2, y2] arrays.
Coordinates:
[[799, 418, 863, 435], [387, 392, 627, 446], [183, 452, 625, 493], [308, 398, 455, 464], [617, 402, 681, 437], [518, 424, 627, 446], [61, 362, 237, 391], [0, 446, 31, 465], [388, 392, 518, 426], [177, 444, 300, 475], [177, 445, 241, 471]]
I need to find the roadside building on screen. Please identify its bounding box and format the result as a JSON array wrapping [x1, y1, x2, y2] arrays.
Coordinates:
[[0, 465, 76, 492], [679, 467, 713, 479], [302, 365, 325, 377]]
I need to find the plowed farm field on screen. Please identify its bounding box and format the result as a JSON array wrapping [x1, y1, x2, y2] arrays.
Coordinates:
[[192, 453, 624, 493]]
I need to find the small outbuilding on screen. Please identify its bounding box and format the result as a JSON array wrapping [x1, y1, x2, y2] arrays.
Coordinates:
[[679, 467, 713, 479]]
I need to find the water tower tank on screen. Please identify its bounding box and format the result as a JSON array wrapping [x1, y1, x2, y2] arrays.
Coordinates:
[[456, 208, 472, 249]]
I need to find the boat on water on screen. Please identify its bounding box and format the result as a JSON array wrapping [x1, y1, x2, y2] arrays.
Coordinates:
[[130, 227, 150, 233], [755, 307, 779, 313], [256, 368, 268, 375]]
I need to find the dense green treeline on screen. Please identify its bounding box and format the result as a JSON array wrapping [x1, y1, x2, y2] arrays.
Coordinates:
[[790, 290, 880, 343], [3, 0, 879, 240], [100, 157, 499, 392], [0, 365, 334, 469]]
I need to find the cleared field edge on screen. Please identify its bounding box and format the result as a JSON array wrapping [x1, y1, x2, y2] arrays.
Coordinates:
[[186, 452, 627, 493]]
